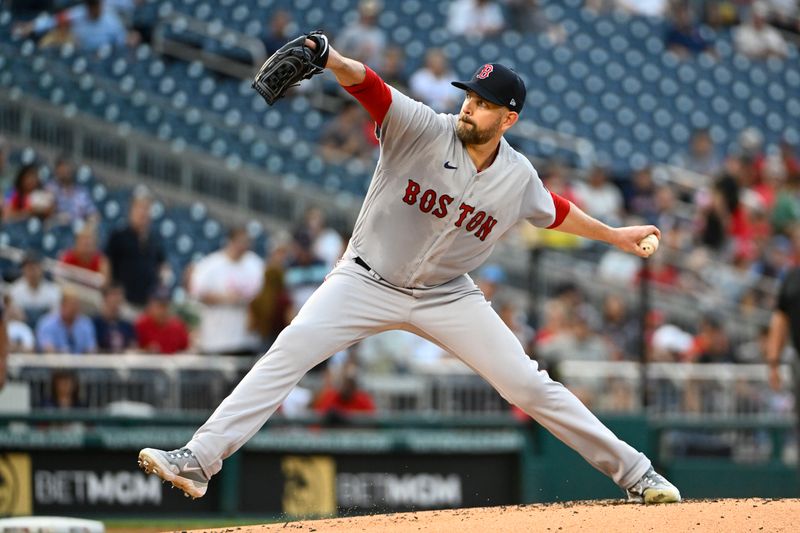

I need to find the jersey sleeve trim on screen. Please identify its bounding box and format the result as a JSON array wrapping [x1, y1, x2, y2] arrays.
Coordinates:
[[343, 66, 392, 127], [546, 192, 571, 229]]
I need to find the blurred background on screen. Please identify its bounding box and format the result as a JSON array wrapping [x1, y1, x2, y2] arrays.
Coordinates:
[[0, 0, 799, 526]]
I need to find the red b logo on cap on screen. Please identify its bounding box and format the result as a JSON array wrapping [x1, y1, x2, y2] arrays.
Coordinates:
[[476, 64, 493, 79]]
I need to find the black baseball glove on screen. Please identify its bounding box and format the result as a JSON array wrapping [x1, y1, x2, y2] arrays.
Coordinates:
[[252, 30, 330, 106]]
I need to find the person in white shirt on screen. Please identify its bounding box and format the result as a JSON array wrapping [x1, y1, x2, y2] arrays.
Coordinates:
[[410, 49, 463, 113], [8, 253, 61, 326], [448, 0, 505, 37], [303, 207, 344, 272], [335, 0, 386, 69], [190, 227, 264, 355], [2, 294, 35, 353], [734, 1, 789, 59]]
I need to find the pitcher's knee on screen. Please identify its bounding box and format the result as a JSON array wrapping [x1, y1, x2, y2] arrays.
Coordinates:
[[260, 323, 331, 372], [508, 367, 561, 411]]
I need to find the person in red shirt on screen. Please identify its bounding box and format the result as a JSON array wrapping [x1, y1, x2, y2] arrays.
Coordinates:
[[134, 288, 190, 355], [59, 224, 110, 285], [314, 373, 375, 415]]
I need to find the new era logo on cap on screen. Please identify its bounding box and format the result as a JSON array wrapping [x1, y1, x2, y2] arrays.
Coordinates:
[[451, 63, 526, 114]]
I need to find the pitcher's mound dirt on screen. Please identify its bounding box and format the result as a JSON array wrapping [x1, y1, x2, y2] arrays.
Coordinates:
[[203, 498, 800, 533]]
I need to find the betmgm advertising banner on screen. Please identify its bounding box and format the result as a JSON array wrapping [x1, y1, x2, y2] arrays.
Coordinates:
[[0, 451, 221, 516], [1, 450, 518, 517], [0, 454, 32, 516], [242, 453, 520, 516]]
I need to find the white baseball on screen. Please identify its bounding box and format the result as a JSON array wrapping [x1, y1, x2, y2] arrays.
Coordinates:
[[639, 234, 659, 257]]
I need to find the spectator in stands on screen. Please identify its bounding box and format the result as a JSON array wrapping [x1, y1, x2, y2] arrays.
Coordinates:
[[2, 164, 54, 222], [315, 372, 376, 416], [601, 294, 638, 361], [42, 369, 84, 409], [764, 0, 800, 35], [14, 0, 129, 52], [319, 102, 377, 163], [105, 190, 167, 307], [573, 166, 624, 226], [335, 0, 386, 69], [779, 139, 800, 181], [650, 318, 694, 362], [284, 231, 329, 316], [261, 9, 294, 56], [528, 163, 582, 249], [653, 185, 682, 237], [381, 46, 410, 94], [771, 173, 800, 235], [733, 1, 788, 60], [302, 207, 344, 271], [3, 294, 35, 353], [627, 166, 659, 224], [92, 284, 136, 353], [665, 3, 714, 57], [637, 248, 681, 287], [475, 263, 505, 308], [695, 177, 737, 251], [249, 238, 292, 352], [59, 224, 110, 285], [134, 287, 189, 355], [675, 128, 724, 178], [9, 252, 61, 327], [684, 312, 735, 363], [498, 298, 535, 354], [190, 227, 264, 355], [448, 0, 505, 37], [506, 0, 566, 43], [36, 288, 97, 354], [701, 0, 741, 29], [538, 304, 611, 365], [46, 155, 97, 224], [737, 324, 770, 364], [533, 298, 567, 349], [409, 49, 462, 113]]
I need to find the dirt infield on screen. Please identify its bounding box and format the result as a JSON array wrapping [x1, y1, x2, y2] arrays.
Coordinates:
[[197, 498, 800, 533]]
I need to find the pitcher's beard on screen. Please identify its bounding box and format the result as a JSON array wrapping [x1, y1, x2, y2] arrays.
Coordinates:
[[456, 117, 501, 145]]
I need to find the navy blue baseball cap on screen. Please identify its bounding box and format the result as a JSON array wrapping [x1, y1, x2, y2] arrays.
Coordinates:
[[451, 63, 526, 114]]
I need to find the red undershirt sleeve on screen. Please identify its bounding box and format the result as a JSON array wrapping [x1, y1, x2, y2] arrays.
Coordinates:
[[343, 66, 392, 127], [546, 192, 571, 229]]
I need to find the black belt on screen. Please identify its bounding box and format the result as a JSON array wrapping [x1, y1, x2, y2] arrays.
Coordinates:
[[355, 256, 372, 272], [355, 256, 382, 280]]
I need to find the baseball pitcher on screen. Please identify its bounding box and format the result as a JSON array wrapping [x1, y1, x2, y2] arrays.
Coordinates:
[[138, 32, 681, 505]]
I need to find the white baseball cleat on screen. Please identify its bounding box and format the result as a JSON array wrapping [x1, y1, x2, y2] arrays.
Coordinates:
[[625, 467, 682, 504], [138, 447, 209, 499]]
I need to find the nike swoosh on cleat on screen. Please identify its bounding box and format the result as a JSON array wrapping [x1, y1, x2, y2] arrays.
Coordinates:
[[182, 463, 202, 472], [444, 161, 457, 169]]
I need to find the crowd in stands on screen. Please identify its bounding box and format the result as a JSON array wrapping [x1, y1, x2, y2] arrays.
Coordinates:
[[3, 0, 800, 416]]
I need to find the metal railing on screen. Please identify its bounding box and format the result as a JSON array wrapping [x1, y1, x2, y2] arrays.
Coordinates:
[[559, 361, 796, 417], [6, 354, 794, 418], [152, 12, 266, 80]]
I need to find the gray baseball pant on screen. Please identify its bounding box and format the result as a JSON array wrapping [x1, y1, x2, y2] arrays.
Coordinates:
[[186, 260, 651, 488]]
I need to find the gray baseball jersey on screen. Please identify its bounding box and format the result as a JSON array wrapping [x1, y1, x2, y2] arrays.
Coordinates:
[[181, 69, 652, 494], [346, 87, 557, 288]]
